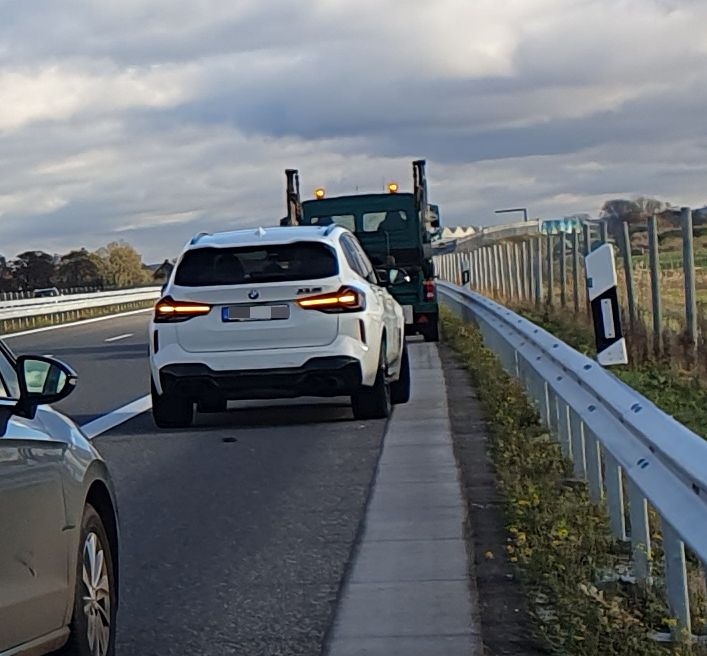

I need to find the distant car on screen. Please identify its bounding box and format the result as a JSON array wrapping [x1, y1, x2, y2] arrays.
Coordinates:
[[0, 343, 119, 656], [149, 225, 411, 428], [32, 287, 61, 299]]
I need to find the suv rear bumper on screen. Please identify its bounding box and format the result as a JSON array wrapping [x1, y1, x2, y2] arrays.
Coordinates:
[[158, 357, 363, 401]]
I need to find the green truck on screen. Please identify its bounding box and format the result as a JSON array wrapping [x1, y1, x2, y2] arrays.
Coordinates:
[[281, 160, 441, 341]]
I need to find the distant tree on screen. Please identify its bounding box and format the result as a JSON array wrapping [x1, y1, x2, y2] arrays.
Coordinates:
[[0, 256, 15, 292], [95, 241, 151, 288], [56, 249, 103, 288], [12, 251, 56, 290], [599, 198, 669, 241]]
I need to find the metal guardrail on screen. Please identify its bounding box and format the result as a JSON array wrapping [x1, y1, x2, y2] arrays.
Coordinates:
[[439, 281, 707, 638], [0, 287, 162, 311], [0, 287, 161, 332]]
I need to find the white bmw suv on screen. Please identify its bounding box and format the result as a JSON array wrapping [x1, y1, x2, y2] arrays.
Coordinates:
[[148, 225, 411, 428]]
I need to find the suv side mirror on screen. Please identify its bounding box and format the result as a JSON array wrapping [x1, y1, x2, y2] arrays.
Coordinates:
[[15, 356, 77, 419], [386, 267, 411, 286]]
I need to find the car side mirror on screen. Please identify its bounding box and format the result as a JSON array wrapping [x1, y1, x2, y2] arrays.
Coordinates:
[[15, 356, 77, 419]]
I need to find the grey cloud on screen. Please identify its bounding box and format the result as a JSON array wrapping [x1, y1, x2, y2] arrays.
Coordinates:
[[2, 0, 707, 261]]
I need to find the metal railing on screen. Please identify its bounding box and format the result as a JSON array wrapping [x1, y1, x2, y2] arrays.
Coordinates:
[[439, 280, 707, 639], [0, 287, 161, 333]]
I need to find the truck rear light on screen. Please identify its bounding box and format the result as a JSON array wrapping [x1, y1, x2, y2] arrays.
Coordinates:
[[297, 287, 366, 313], [423, 279, 436, 301], [155, 296, 211, 323]]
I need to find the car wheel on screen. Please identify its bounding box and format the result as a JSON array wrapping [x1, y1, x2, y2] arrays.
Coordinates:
[[390, 344, 411, 405], [351, 342, 392, 420], [423, 318, 440, 343], [61, 504, 116, 656], [151, 380, 194, 428]]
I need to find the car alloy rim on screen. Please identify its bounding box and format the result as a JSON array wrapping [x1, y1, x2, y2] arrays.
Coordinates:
[[82, 532, 111, 656]]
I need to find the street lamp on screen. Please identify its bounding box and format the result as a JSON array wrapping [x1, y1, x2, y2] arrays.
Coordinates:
[[495, 207, 528, 222]]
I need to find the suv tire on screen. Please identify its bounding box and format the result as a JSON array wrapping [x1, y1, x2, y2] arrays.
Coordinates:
[[351, 343, 392, 420], [390, 344, 411, 405], [151, 380, 194, 429]]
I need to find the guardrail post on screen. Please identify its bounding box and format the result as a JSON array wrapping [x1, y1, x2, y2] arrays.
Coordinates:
[[482, 248, 490, 293], [603, 453, 627, 541], [621, 221, 637, 329], [571, 230, 580, 313], [512, 243, 522, 303], [559, 233, 567, 308], [504, 243, 514, 301], [556, 397, 572, 459], [662, 519, 691, 637], [520, 240, 530, 302], [647, 215, 663, 356], [493, 245, 502, 298], [568, 410, 587, 479], [546, 233, 554, 306], [626, 479, 652, 582], [584, 428, 604, 504], [583, 222, 592, 317], [681, 207, 698, 357], [501, 243, 510, 300], [534, 237, 543, 307]]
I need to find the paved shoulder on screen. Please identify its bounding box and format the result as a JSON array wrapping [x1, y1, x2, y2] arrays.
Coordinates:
[[326, 343, 482, 656]]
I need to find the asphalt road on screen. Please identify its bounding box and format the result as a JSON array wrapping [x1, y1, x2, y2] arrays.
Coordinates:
[[8, 313, 388, 655], [5, 312, 152, 424]]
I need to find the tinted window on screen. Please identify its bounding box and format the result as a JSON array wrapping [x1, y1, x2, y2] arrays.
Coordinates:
[[340, 236, 366, 278], [175, 242, 339, 286], [363, 210, 409, 233], [309, 214, 355, 231]]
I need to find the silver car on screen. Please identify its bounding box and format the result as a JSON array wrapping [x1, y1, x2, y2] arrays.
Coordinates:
[[0, 342, 119, 656]]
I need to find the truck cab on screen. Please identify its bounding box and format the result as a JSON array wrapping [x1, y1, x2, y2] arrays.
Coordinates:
[[283, 162, 440, 341]]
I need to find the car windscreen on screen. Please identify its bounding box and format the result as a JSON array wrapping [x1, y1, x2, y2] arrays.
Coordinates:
[[307, 214, 355, 231], [174, 242, 339, 286]]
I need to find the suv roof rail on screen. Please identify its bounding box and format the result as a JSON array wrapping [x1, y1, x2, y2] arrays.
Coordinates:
[[323, 223, 339, 236], [190, 231, 211, 245]]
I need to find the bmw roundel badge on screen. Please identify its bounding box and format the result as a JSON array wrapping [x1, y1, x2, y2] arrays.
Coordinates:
[[248, 289, 259, 300]]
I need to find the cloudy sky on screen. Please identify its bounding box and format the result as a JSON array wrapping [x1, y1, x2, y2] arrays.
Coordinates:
[[1, 0, 706, 263]]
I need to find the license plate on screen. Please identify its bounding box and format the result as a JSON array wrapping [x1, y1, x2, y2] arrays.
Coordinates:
[[222, 305, 290, 322], [403, 305, 413, 324]]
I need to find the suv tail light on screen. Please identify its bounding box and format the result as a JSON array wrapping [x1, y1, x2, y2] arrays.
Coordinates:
[[154, 297, 211, 323], [423, 279, 436, 301], [297, 287, 366, 313]]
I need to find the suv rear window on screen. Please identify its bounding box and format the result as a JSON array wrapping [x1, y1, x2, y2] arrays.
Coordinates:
[[174, 242, 339, 286]]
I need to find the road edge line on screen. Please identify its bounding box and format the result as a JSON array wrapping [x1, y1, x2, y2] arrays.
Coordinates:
[[81, 394, 152, 439]]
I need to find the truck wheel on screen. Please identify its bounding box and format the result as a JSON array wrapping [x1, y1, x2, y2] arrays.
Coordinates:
[[423, 319, 440, 343], [390, 344, 411, 405], [151, 380, 194, 428], [351, 344, 392, 420]]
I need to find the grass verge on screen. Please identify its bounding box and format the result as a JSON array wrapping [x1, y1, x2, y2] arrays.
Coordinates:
[[441, 308, 704, 655]]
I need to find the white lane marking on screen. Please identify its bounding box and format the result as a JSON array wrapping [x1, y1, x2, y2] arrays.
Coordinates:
[[104, 333, 133, 343], [4, 309, 151, 340], [81, 395, 151, 439]]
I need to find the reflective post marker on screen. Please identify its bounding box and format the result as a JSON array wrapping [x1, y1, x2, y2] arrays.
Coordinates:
[[585, 244, 628, 366]]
